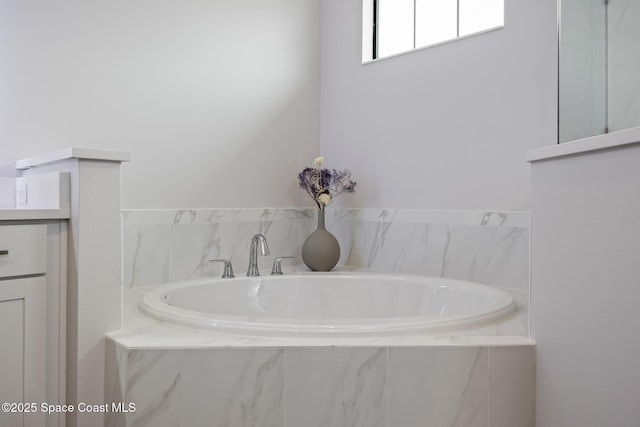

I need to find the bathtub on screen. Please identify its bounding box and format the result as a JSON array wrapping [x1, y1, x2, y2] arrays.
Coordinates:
[[139, 272, 516, 337]]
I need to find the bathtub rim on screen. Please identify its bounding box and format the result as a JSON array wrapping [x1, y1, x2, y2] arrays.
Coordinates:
[[139, 272, 518, 338]]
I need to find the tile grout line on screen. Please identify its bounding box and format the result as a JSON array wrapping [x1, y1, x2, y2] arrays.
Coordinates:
[[282, 348, 288, 427], [487, 347, 492, 427], [385, 347, 390, 427]]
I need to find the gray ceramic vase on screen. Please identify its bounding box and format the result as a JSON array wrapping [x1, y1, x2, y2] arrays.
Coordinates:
[[302, 209, 340, 271]]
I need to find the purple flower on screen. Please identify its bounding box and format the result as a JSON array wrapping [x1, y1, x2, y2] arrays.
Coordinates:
[[298, 159, 356, 209]]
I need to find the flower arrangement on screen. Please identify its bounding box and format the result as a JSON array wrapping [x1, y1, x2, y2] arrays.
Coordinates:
[[298, 157, 356, 209]]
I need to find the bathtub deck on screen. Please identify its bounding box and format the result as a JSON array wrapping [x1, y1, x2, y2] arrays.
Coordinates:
[[109, 285, 533, 349]]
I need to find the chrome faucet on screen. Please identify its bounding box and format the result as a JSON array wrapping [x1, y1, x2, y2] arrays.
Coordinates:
[[208, 259, 235, 278], [271, 256, 294, 275], [247, 234, 270, 276]]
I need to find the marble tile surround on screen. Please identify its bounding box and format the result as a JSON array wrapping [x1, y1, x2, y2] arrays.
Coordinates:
[[105, 339, 535, 427], [122, 208, 530, 293], [116, 209, 533, 427], [122, 209, 314, 288]]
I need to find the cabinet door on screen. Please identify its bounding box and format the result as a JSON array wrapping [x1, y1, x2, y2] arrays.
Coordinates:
[[0, 277, 46, 427]]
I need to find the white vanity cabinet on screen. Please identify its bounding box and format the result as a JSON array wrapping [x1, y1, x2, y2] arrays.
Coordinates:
[[0, 222, 66, 427]]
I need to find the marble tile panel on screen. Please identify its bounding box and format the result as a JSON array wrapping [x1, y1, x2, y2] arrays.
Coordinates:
[[372, 220, 529, 289], [170, 223, 219, 281], [438, 225, 486, 282], [125, 349, 181, 427], [181, 348, 285, 427], [193, 208, 270, 224], [488, 346, 536, 427], [474, 226, 530, 290], [258, 207, 314, 222], [171, 219, 262, 280], [388, 347, 489, 427], [261, 208, 314, 271], [170, 209, 198, 224], [453, 347, 489, 427], [374, 222, 488, 281], [122, 209, 274, 226], [379, 209, 531, 228], [122, 208, 530, 296], [105, 339, 126, 427], [372, 221, 428, 274], [285, 347, 387, 427], [327, 209, 381, 268], [164, 208, 269, 225], [347, 220, 380, 268], [173, 209, 267, 224], [123, 223, 171, 288], [334, 208, 386, 222], [218, 220, 264, 276]]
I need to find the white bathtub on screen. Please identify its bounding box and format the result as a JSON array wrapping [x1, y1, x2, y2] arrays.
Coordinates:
[[139, 273, 516, 337]]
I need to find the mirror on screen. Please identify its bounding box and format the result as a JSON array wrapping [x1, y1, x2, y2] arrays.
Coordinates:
[[558, 0, 640, 143]]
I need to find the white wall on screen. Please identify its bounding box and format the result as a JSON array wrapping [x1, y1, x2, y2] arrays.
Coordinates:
[[320, 0, 557, 211], [1, 0, 558, 212], [0, 0, 320, 209], [531, 142, 640, 427]]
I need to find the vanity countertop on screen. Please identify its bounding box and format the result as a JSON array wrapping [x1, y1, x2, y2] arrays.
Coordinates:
[[0, 208, 70, 221]]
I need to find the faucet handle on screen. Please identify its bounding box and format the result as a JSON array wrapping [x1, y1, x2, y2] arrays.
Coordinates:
[[271, 256, 295, 275], [209, 259, 235, 278]]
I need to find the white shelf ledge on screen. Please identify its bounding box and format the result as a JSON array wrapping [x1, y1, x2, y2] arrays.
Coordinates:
[[0, 208, 70, 221], [16, 147, 130, 170], [526, 126, 640, 162]]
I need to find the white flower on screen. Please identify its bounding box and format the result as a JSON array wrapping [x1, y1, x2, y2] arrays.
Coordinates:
[[313, 156, 325, 168], [318, 193, 332, 206]]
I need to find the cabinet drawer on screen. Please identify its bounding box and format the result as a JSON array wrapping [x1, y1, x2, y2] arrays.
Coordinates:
[[0, 224, 47, 278]]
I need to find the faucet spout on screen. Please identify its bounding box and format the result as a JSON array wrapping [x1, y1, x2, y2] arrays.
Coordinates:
[[247, 233, 270, 277]]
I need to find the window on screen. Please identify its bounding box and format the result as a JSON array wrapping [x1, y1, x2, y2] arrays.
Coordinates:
[[363, 0, 504, 61]]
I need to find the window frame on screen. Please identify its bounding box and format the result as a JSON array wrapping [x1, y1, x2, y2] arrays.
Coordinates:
[[366, 0, 504, 62]]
